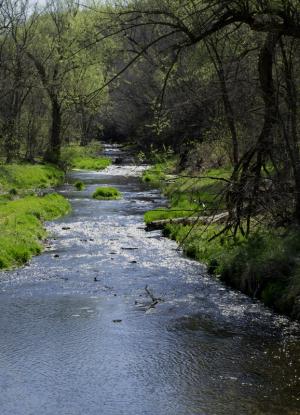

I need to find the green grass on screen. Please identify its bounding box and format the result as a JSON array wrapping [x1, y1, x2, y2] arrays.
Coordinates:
[[73, 157, 111, 170], [60, 143, 111, 171], [144, 166, 230, 223], [0, 194, 71, 269], [0, 161, 70, 269], [0, 164, 64, 193], [92, 187, 121, 200], [142, 158, 177, 187]]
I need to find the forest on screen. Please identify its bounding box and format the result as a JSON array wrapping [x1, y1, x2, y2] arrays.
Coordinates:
[[1, 0, 300, 319]]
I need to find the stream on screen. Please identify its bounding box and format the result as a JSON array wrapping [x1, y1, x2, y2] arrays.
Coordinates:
[[0, 145, 299, 415]]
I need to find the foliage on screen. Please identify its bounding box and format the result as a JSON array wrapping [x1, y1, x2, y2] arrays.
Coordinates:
[[92, 187, 121, 200]]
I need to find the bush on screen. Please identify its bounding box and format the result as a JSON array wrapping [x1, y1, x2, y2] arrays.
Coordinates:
[[92, 187, 121, 200], [74, 181, 85, 191], [9, 188, 18, 197]]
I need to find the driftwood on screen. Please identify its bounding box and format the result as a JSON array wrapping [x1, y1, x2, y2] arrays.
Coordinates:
[[144, 285, 162, 308], [145, 212, 228, 231]]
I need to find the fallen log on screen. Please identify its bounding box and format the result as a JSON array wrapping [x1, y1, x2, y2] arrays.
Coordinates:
[[145, 212, 228, 231]]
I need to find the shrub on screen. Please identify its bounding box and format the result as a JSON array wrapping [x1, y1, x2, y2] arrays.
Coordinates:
[[74, 181, 85, 191], [9, 188, 18, 197]]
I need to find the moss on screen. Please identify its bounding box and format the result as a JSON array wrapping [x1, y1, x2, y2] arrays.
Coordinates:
[[0, 194, 71, 269], [92, 187, 121, 200]]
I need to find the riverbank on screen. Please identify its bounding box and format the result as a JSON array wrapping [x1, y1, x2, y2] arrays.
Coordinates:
[[0, 163, 71, 269], [0, 142, 113, 269], [143, 160, 300, 320]]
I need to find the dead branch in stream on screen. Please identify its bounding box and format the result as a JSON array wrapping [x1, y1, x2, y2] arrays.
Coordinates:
[[144, 285, 162, 308], [145, 212, 229, 231]]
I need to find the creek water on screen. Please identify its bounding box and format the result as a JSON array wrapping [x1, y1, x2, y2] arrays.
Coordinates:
[[0, 145, 299, 415]]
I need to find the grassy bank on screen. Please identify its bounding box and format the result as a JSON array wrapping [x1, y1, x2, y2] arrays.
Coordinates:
[[0, 194, 70, 269], [60, 143, 111, 171], [143, 160, 300, 320], [0, 163, 70, 269], [0, 163, 64, 194]]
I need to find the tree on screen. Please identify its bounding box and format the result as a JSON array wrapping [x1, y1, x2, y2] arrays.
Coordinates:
[[0, 0, 35, 162], [108, 0, 300, 230]]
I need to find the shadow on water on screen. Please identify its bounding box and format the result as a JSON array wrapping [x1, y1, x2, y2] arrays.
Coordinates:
[[0, 144, 299, 415]]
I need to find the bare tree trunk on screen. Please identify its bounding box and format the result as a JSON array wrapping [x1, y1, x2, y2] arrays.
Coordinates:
[[80, 109, 89, 146], [245, 32, 280, 233], [206, 40, 239, 167], [280, 40, 300, 224], [44, 97, 61, 164], [4, 87, 21, 163], [225, 33, 280, 235]]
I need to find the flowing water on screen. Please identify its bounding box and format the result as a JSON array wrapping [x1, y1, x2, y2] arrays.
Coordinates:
[[0, 145, 299, 415]]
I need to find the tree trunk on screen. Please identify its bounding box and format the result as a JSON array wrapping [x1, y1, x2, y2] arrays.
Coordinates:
[[80, 110, 89, 146], [206, 41, 239, 167], [218, 67, 239, 167], [280, 40, 300, 224], [245, 32, 280, 233], [44, 97, 61, 164]]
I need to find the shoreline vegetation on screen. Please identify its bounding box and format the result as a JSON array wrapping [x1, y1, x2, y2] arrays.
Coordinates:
[[0, 142, 111, 270], [0, 163, 70, 269], [142, 158, 300, 321], [60, 144, 111, 171]]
